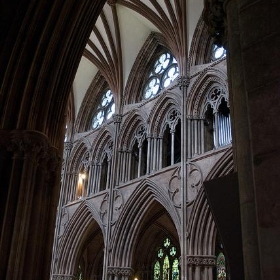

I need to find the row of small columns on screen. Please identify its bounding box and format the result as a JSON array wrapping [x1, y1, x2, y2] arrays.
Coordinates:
[[61, 114, 231, 201]]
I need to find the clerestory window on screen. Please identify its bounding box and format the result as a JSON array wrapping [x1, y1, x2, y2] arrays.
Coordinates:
[[211, 44, 226, 61], [90, 89, 115, 129], [143, 51, 179, 100]]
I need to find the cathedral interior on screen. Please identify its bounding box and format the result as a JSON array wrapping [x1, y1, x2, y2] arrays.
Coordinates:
[[1, 1, 280, 280]]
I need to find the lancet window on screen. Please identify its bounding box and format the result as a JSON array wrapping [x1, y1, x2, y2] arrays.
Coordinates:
[[143, 51, 179, 100], [130, 124, 148, 180], [98, 140, 113, 192], [216, 252, 227, 280], [203, 87, 231, 151], [162, 108, 181, 168], [153, 238, 180, 280], [77, 265, 83, 280], [76, 152, 90, 199], [90, 89, 115, 130]]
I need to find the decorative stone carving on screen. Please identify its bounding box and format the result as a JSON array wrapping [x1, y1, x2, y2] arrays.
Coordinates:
[[107, 267, 134, 277], [187, 162, 203, 205], [168, 167, 181, 208], [111, 189, 124, 225], [58, 207, 69, 237], [113, 114, 122, 124], [100, 192, 109, 225], [204, 86, 229, 114], [64, 141, 73, 152], [187, 255, 216, 266], [176, 75, 190, 90], [0, 130, 61, 169], [191, 75, 228, 116]]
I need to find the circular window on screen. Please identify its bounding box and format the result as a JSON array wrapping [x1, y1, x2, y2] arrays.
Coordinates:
[[211, 44, 226, 61], [143, 51, 179, 100]]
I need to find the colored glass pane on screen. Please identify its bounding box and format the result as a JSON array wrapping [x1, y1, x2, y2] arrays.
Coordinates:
[[172, 259, 179, 280], [154, 261, 160, 280], [217, 252, 226, 280], [163, 255, 170, 280]]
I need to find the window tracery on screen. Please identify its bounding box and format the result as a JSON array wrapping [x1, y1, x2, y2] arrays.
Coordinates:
[[153, 238, 180, 280], [130, 124, 148, 180], [162, 108, 181, 167], [203, 87, 231, 151], [90, 89, 115, 129], [211, 44, 226, 61], [143, 52, 179, 100]]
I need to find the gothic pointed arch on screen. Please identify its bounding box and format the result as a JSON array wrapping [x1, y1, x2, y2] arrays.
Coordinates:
[[54, 200, 105, 276], [187, 148, 234, 277], [109, 179, 180, 269], [123, 32, 176, 105], [91, 126, 114, 162], [62, 139, 91, 202], [148, 93, 181, 137], [87, 126, 114, 193], [69, 138, 91, 172], [188, 15, 214, 67], [65, 87, 75, 142], [188, 67, 228, 117], [119, 111, 147, 149]]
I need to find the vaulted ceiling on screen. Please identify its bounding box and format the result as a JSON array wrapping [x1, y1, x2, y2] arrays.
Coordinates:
[[73, 0, 204, 117]]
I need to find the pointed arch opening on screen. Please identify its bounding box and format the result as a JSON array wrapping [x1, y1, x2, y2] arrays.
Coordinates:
[[55, 204, 105, 279], [131, 201, 180, 280]]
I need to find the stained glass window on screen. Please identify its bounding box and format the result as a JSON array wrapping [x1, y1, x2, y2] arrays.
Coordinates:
[[154, 261, 160, 280], [90, 89, 115, 129], [78, 265, 83, 280], [216, 252, 226, 280], [143, 52, 179, 100], [163, 256, 170, 280], [153, 238, 180, 280], [172, 259, 179, 280]]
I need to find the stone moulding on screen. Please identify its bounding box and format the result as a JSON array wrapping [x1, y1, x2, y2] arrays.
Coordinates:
[[187, 255, 216, 266], [0, 129, 61, 167], [107, 267, 134, 276]]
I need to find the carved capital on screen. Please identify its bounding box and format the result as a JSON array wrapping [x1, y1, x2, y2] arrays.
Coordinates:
[[187, 255, 216, 266], [0, 129, 61, 171], [113, 114, 122, 124], [176, 76, 190, 90], [107, 267, 134, 277], [64, 141, 73, 154]]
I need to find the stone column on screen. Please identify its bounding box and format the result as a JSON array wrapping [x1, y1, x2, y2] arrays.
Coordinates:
[[179, 76, 189, 280], [0, 130, 61, 280], [187, 255, 216, 280], [205, 0, 280, 279]]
